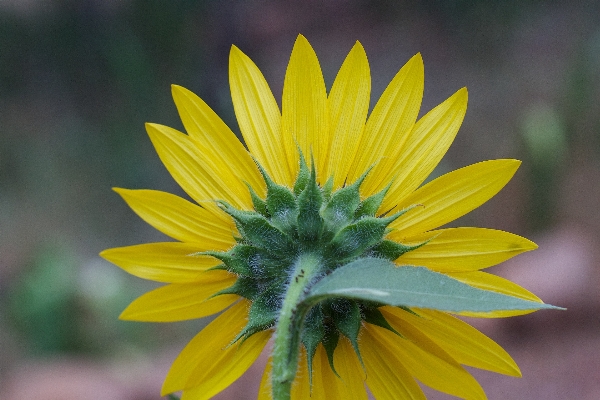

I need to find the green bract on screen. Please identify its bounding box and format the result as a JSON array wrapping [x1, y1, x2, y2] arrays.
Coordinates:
[[208, 153, 423, 372]]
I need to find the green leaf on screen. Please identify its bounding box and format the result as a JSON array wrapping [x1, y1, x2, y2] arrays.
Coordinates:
[[304, 258, 561, 313]]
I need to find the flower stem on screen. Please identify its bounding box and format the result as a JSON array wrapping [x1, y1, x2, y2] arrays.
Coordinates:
[[271, 252, 321, 400]]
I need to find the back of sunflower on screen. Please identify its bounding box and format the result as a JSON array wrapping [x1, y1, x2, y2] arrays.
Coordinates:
[[101, 35, 561, 400]]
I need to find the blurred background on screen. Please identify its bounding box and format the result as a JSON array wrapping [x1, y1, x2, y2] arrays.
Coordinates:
[[1, 0, 599, 399]]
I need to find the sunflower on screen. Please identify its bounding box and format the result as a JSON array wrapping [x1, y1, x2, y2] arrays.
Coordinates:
[[101, 34, 547, 399]]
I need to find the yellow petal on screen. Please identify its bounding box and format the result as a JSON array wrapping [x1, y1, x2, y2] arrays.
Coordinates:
[[120, 276, 238, 322], [257, 342, 366, 400], [378, 88, 468, 210], [229, 46, 293, 186], [114, 188, 235, 250], [282, 34, 328, 182], [289, 346, 312, 399], [179, 330, 271, 400], [367, 322, 486, 400], [333, 336, 367, 384], [304, 345, 327, 399], [324, 41, 371, 189], [392, 227, 538, 272], [347, 54, 423, 192], [100, 242, 221, 283], [146, 122, 252, 210], [390, 159, 521, 237], [447, 270, 543, 317], [326, 338, 368, 399], [360, 327, 426, 400], [262, 347, 318, 399], [257, 356, 273, 400], [162, 300, 270, 396], [171, 84, 265, 196], [382, 306, 521, 377]]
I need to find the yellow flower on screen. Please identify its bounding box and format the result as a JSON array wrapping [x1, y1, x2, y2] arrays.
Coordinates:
[[101, 34, 543, 399]]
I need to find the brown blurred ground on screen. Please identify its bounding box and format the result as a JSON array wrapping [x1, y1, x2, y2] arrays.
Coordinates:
[[1, 1, 599, 399]]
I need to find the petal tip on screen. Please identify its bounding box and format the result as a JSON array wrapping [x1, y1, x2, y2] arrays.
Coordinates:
[[504, 158, 522, 172], [171, 84, 187, 96], [118, 308, 134, 321], [119, 304, 148, 321], [145, 123, 179, 142], [401, 53, 423, 77], [352, 39, 366, 51], [145, 122, 159, 134], [229, 44, 244, 60], [112, 187, 128, 194], [293, 33, 314, 53], [519, 236, 538, 252], [411, 52, 424, 65], [161, 380, 178, 397], [511, 365, 523, 378], [113, 187, 138, 203], [455, 86, 469, 101]]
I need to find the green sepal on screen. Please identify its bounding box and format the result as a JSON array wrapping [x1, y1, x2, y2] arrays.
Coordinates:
[[370, 239, 426, 260], [205, 262, 228, 273], [213, 276, 259, 300], [217, 202, 255, 239], [385, 204, 421, 219], [296, 167, 324, 244], [218, 201, 293, 254], [321, 176, 334, 201], [246, 183, 269, 217], [234, 284, 281, 343], [301, 306, 325, 385], [232, 234, 246, 244], [330, 299, 363, 367], [321, 168, 370, 234], [355, 182, 391, 219], [203, 248, 253, 276], [362, 306, 402, 337], [293, 150, 311, 196], [256, 163, 299, 235], [326, 218, 390, 263], [321, 327, 340, 377], [377, 207, 409, 226], [398, 305, 420, 317]]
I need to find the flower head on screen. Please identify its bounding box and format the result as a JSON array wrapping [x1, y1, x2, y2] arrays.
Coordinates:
[[101, 35, 547, 399]]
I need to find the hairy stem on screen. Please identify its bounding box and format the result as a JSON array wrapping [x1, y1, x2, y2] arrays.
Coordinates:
[[271, 252, 321, 400]]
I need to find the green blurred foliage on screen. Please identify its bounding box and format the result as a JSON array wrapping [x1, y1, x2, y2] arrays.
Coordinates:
[[8, 245, 82, 353], [6, 241, 146, 355]]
